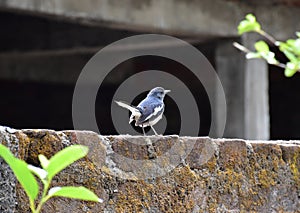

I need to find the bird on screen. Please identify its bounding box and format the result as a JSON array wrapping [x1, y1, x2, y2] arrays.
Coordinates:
[[115, 87, 170, 136]]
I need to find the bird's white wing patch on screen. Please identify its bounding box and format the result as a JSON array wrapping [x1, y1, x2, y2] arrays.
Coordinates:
[[153, 105, 163, 115], [115, 101, 141, 118]]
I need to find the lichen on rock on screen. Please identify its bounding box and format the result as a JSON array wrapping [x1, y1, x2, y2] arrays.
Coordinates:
[[0, 128, 299, 212]]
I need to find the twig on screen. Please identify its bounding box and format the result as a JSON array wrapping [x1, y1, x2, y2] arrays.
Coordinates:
[[233, 42, 300, 73], [257, 30, 277, 44], [233, 42, 251, 53]]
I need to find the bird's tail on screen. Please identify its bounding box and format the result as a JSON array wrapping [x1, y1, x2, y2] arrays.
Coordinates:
[[114, 100, 141, 123]]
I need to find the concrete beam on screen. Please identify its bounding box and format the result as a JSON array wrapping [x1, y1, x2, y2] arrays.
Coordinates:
[[0, 37, 209, 84], [0, 0, 299, 39], [0, 51, 90, 84]]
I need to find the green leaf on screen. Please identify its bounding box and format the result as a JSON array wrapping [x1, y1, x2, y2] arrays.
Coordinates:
[[246, 52, 261, 59], [0, 144, 15, 162], [245, 14, 256, 22], [263, 52, 278, 65], [254, 41, 269, 53], [48, 186, 102, 202], [286, 39, 300, 55], [283, 50, 298, 63], [253, 41, 278, 64], [284, 62, 299, 77], [293, 39, 300, 55], [0, 144, 39, 202], [284, 67, 297, 77], [278, 41, 292, 52], [296, 32, 300, 38], [278, 39, 300, 56], [46, 145, 88, 180], [238, 14, 261, 35], [38, 154, 49, 169], [286, 39, 296, 46]]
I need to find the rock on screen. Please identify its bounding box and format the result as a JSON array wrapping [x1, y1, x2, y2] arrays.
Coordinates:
[[0, 127, 18, 213], [0, 128, 299, 212]]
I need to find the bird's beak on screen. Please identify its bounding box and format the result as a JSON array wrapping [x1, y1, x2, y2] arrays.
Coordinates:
[[164, 90, 171, 94]]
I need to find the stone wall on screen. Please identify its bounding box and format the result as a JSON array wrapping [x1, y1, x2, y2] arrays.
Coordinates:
[[0, 126, 299, 212]]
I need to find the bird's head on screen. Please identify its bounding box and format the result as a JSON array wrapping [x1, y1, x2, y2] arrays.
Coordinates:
[[147, 87, 171, 100]]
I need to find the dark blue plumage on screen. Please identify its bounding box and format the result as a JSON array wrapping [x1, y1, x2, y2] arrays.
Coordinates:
[[115, 87, 170, 135]]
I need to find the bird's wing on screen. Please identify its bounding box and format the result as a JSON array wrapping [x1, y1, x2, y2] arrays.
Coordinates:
[[144, 103, 164, 121], [114, 100, 141, 118], [137, 101, 164, 124]]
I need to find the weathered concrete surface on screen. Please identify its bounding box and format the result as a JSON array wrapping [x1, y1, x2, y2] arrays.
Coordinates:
[[0, 0, 300, 39], [0, 127, 299, 212], [243, 34, 270, 140]]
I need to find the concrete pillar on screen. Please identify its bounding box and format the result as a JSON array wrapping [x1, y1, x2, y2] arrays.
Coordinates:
[[216, 39, 245, 138], [216, 37, 269, 139], [243, 35, 270, 140]]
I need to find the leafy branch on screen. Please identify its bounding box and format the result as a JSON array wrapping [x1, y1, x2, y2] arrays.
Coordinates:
[[0, 144, 103, 213], [233, 14, 300, 77]]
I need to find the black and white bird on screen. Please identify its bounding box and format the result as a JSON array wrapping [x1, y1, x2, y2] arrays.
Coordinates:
[[115, 87, 170, 135]]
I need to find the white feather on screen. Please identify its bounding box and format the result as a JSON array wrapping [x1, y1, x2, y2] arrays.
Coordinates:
[[115, 101, 141, 122]]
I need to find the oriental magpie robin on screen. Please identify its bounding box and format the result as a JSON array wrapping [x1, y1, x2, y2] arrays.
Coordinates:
[[115, 87, 170, 135]]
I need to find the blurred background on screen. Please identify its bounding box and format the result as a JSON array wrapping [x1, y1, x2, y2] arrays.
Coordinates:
[[0, 0, 300, 140]]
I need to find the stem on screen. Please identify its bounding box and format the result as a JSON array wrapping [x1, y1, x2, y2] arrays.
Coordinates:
[[35, 181, 50, 213], [275, 63, 287, 69], [29, 199, 36, 213], [233, 42, 251, 53], [233, 42, 300, 73], [257, 29, 277, 44], [35, 195, 51, 213]]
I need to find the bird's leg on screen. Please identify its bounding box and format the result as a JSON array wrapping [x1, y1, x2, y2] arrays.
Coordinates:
[[150, 125, 158, 136], [142, 125, 146, 136]]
